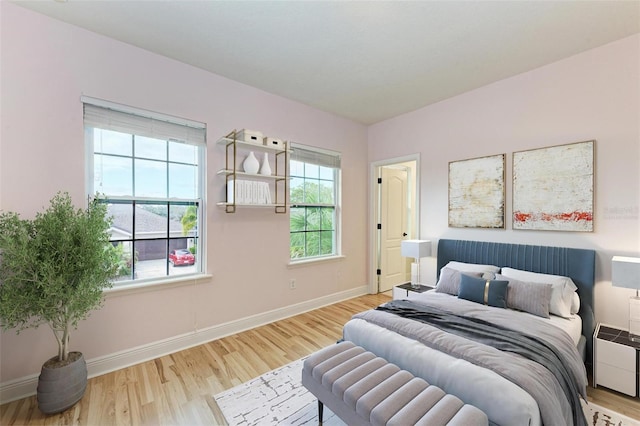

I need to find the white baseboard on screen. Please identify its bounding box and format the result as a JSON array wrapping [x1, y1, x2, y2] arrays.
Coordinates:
[[0, 285, 368, 404]]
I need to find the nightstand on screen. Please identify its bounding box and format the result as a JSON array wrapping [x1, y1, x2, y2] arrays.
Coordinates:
[[392, 282, 434, 301], [593, 323, 640, 397]]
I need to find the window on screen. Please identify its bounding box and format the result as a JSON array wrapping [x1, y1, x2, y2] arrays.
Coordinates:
[[289, 143, 341, 260], [83, 98, 206, 285]]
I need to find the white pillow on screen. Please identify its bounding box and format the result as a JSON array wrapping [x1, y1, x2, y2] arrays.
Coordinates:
[[444, 261, 500, 279], [571, 292, 580, 315], [500, 267, 577, 318]]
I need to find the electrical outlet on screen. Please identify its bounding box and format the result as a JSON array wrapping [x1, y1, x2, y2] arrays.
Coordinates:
[[289, 279, 296, 289]]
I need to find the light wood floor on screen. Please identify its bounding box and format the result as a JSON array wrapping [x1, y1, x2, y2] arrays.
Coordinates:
[[2, 292, 639, 425]]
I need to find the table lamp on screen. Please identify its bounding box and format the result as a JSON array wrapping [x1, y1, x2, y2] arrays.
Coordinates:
[[401, 240, 431, 289], [612, 256, 640, 341]]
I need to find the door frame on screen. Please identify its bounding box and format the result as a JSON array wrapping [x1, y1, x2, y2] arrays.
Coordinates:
[[369, 154, 421, 294]]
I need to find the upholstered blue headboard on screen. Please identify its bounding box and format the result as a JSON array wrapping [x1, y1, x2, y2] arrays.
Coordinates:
[[437, 239, 596, 365]]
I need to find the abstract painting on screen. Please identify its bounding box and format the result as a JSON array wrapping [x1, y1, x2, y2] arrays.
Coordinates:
[[449, 154, 505, 228], [513, 140, 594, 232]]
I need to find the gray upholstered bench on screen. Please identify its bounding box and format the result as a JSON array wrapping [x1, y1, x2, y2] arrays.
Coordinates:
[[302, 341, 488, 426]]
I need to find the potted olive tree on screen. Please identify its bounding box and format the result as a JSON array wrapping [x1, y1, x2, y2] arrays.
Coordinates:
[[0, 192, 118, 414]]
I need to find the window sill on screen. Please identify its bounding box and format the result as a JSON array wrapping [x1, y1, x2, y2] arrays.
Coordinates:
[[104, 273, 213, 298], [288, 255, 345, 268]]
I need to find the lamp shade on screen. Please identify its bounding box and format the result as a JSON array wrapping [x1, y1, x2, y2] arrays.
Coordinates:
[[612, 256, 640, 289], [401, 240, 431, 259]]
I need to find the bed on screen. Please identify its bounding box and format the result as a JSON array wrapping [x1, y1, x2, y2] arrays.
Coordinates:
[[343, 239, 595, 426]]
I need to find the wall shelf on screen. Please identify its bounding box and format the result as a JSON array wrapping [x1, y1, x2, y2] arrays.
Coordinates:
[[217, 130, 288, 214], [216, 169, 286, 180], [216, 137, 290, 153]]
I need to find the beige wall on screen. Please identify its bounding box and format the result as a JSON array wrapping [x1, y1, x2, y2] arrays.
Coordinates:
[[0, 2, 368, 386], [368, 34, 640, 329]]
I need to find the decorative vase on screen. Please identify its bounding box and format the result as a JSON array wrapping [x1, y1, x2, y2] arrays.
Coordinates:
[[243, 151, 259, 174], [37, 351, 87, 414], [260, 152, 272, 176]]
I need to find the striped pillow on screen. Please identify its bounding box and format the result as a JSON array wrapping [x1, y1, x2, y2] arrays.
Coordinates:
[[435, 267, 482, 296], [497, 274, 553, 318]]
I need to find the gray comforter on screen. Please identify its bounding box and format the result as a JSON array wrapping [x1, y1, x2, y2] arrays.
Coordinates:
[[352, 298, 588, 426]]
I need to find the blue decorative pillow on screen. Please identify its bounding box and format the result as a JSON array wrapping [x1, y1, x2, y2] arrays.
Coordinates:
[[458, 274, 509, 308]]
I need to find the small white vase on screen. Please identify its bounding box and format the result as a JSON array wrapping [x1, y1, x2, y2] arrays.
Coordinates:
[[259, 152, 272, 176], [243, 151, 259, 174]]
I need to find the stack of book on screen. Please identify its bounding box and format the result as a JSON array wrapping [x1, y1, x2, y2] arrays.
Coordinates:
[[227, 179, 272, 205]]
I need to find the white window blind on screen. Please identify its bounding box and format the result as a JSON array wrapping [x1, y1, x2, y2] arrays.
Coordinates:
[[290, 143, 341, 168], [82, 98, 206, 146]]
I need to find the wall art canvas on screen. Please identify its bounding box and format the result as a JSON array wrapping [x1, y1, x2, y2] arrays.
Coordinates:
[[449, 154, 505, 228], [513, 140, 594, 232]]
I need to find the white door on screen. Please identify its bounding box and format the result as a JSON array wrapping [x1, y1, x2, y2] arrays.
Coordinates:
[[379, 166, 409, 292]]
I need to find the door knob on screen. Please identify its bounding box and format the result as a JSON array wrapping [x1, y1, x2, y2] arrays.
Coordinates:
[[402, 233, 408, 237]]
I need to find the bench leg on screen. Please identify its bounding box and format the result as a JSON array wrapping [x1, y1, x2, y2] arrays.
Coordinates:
[[318, 399, 324, 424]]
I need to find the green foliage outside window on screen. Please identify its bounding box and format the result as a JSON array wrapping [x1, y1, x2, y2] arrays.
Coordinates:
[[181, 205, 197, 236], [112, 242, 138, 278], [290, 181, 335, 259]]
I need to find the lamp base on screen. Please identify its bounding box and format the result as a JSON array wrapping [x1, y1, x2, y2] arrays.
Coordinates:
[[410, 262, 420, 289]]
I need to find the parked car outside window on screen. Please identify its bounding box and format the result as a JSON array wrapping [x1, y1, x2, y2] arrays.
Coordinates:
[[169, 249, 195, 266]]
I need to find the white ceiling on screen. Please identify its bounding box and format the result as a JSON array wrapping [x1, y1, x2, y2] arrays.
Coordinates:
[[13, 1, 640, 124]]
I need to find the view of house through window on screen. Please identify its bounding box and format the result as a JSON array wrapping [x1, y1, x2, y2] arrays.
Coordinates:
[[289, 143, 341, 260], [84, 100, 206, 285]]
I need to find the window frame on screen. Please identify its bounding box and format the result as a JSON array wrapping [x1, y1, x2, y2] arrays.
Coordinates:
[[83, 96, 207, 288], [289, 143, 341, 262]]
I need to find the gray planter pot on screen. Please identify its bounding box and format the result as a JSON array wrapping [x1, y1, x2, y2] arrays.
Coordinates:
[[37, 352, 87, 414]]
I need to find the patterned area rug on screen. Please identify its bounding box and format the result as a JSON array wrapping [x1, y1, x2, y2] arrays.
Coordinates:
[[214, 359, 640, 426]]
